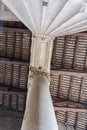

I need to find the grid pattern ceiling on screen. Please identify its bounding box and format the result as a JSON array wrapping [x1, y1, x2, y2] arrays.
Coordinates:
[[0, 22, 86, 130]]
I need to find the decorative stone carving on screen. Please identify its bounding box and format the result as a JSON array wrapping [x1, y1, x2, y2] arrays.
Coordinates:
[[29, 66, 51, 81], [27, 35, 54, 88], [21, 35, 58, 130]]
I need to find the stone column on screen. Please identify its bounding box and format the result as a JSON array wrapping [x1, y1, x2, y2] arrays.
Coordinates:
[[21, 35, 58, 130]]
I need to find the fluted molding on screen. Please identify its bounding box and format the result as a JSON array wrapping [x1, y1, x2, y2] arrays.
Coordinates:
[[1, 1, 87, 130], [1, 0, 87, 36]]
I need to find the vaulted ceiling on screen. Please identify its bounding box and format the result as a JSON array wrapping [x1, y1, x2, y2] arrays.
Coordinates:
[[0, 1, 87, 130]]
